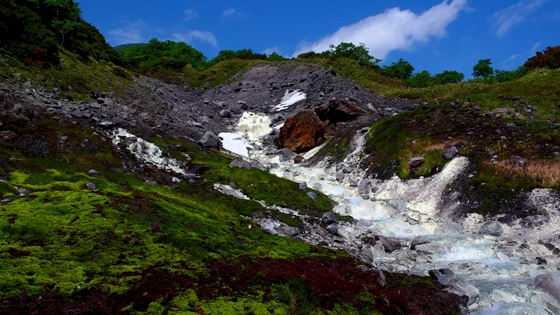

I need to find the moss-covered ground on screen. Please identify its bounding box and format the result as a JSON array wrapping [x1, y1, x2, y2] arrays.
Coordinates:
[[0, 96, 463, 313]]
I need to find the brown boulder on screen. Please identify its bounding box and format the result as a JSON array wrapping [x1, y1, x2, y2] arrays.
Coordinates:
[[275, 110, 325, 153], [315, 99, 367, 124]]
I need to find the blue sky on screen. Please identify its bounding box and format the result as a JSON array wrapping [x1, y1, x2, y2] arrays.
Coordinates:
[[78, 0, 560, 78]]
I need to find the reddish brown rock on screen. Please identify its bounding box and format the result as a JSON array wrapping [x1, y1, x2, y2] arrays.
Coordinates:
[[275, 110, 325, 153], [294, 155, 304, 163]]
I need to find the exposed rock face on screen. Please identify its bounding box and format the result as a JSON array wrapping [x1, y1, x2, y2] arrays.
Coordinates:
[[275, 110, 325, 153]]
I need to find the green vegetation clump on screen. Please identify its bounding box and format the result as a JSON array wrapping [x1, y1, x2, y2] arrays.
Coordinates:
[[0, 0, 123, 67]]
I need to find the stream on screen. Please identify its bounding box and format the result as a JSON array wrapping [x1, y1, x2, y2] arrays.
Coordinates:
[[220, 111, 560, 315]]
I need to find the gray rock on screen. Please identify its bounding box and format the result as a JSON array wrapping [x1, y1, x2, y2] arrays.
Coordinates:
[[407, 156, 425, 168], [98, 121, 115, 128], [343, 166, 353, 174], [188, 179, 196, 185], [443, 146, 459, 160], [480, 221, 504, 236], [358, 179, 372, 197], [263, 147, 278, 156], [88, 170, 100, 177], [250, 160, 267, 171], [228, 157, 252, 169], [85, 182, 96, 191], [219, 109, 232, 118], [299, 182, 307, 190], [183, 173, 196, 179], [326, 223, 339, 234], [12, 103, 23, 112], [380, 237, 402, 253], [278, 148, 297, 162], [322, 212, 338, 224], [308, 191, 318, 201], [277, 225, 301, 237], [533, 274, 560, 303], [410, 236, 430, 250], [429, 268, 457, 285], [89, 90, 104, 99], [336, 170, 345, 182], [198, 131, 220, 149], [445, 278, 480, 306]]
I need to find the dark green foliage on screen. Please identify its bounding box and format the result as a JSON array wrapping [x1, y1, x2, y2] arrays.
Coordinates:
[[472, 59, 493, 79], [0, 0, 60, 66], [433, 70, 464, 84], [383, 58, 414, 80], [120, 38, 207, 71], [405, 70, 433, 87], [493, 66, 527, 82], [296, 51, 321, 59], [0, 0, 123, 66], [525, 46, 560, 70], [207, 48, 266, 66], [324, 42, 382, 68], [266, 52, 288, 61]]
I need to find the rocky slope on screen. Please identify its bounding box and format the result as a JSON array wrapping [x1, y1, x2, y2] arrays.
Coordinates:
[[1, 60, 559, 314]]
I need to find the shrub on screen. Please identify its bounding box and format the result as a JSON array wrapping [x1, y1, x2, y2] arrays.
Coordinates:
[[525, 46, 560, 70], [383, 58, 414, 80]]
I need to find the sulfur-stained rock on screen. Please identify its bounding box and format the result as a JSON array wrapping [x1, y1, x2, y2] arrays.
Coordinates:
[[275, 110, 325, 153]]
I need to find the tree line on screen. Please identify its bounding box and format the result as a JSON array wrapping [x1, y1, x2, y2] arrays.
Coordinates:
[[0, 0, 558, 87]]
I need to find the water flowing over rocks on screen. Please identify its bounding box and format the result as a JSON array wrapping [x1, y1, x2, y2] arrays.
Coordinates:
[[209, 92, 560, 314]]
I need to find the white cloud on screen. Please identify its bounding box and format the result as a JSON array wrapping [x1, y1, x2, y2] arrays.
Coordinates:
[[108, 20, 150, 45], [493, 0, 550, 37], [184, 9, 198, 22], [530, 41, 541, 53], [292, 0, 468, 59], [172, 31, 218, 47], [223, 8, 240, 18]]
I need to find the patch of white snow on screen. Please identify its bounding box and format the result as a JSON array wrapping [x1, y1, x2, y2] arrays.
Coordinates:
[[218, 132, 253, 158], [273, 89, 306, 111]]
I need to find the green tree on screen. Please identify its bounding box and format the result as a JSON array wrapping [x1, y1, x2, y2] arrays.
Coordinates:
[[472, 59, 493, 79], [405, 71, 434, 87], [324, 42, 381, 67], [383, 58, 414, 80], [433, 70, 464, 84], [266, 52, 288, 61]]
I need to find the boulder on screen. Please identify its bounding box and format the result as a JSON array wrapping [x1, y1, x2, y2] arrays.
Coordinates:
[[407, 157, 425, 169], [275, 110, 325, 153], [85, 182, 96, 191], [443, 146, 459, 160], [380, 237, 402, 253], [198, 131, 220, 149], [277, 225, 301, 237], [308, 191, 318, 201], [315, 99, 367, 124], [533, 274, 560, 303], [294, 155, 304, 163], [429, 268, 457, 285], [410, 236, 430, 250], [445, 278, 480, 306], [322, 212, 338, 224], [480, 221, 504, 236], [228, 157, 252, 169], [219, 109, 232, 118], [278, 148, 297, 162], [88, 170, 100, 177]]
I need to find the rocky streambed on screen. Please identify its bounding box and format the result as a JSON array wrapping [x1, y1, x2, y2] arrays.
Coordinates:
[[214, 107, 560, 315]]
